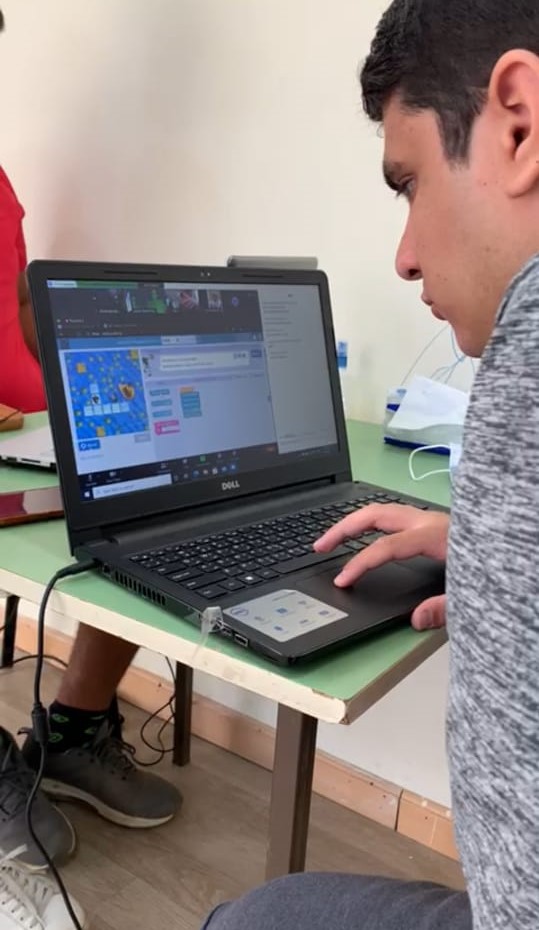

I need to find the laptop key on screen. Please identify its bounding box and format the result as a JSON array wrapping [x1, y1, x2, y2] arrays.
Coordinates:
[[165, 563, 197, 578], [222, 565, 241, 576], [191, 571, 227, 589], [237, 573, 263, 586], [259, 568, 278, 580], [273, 546, 350, 574], [346, 539, 368, 552], [222, 578, 246, 592], [279, 538, 298, 549], [273, 549, 289, 561], [298, 535, 316, 545], [237, 561, 260, 572], [169, 567, 203, 583], [184, 577, 204, 590], [198, 585, 226, 600], [360, 532, 386, 544], [215, 556, 238, 568]]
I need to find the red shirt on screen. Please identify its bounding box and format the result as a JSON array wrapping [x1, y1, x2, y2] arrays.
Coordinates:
[[0, 167, 46, 412]]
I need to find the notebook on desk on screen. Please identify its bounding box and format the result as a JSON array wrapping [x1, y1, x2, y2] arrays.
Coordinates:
[[27, 260, 444, 665]]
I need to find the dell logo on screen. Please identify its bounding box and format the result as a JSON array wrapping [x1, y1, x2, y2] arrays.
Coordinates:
[[221, 479, 240, 492]]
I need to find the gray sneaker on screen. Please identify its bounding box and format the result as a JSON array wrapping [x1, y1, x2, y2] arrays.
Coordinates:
[[23, 722, 182, 829], [0, 728, 76, 871]]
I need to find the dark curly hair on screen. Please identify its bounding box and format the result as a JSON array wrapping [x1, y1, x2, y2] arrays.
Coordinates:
[[360, 0, 539, 161]]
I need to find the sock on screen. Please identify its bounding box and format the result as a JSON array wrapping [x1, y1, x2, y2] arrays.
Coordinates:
[[47, 701, 109, 753], [108, 694, 124, 741]]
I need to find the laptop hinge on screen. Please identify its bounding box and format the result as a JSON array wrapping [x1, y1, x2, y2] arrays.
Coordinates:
[[84, 474, 342, 549]]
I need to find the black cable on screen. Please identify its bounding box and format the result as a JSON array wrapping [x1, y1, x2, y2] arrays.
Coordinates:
[[11, 653, 68, 669], [24, 559, 96, 930], [136, 656, 177, 766], [137, 699, 175, 765]]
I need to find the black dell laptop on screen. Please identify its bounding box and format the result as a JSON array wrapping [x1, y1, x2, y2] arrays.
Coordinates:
[[28, 261, 444, 665]]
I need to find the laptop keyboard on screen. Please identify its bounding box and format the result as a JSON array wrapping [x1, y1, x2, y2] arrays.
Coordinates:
[[129, 490, 417, 601]]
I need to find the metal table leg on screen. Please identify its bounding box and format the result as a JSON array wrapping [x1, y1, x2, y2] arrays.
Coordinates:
[[173, 661, 193, 766], [1, 594, 19, 669], [265, 703, 318, 879]]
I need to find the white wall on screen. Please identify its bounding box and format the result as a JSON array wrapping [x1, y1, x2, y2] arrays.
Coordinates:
[[0, 0, 463, 806]]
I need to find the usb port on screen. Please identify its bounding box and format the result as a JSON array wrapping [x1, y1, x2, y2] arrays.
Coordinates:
[[234, 633, 248, 648], [220, 626, 233, 639]]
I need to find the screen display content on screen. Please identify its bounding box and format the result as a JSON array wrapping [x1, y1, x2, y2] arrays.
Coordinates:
[[47, 278, 339, 502]]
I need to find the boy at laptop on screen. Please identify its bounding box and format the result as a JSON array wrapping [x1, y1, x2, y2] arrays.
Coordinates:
[[201, 1, 538, 929]]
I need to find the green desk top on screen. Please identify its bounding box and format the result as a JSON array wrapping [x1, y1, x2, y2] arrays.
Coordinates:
[[0, 414, 449, 717]]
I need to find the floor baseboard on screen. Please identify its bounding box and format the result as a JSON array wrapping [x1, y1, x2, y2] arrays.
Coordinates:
[[9, 613, 458, 862]]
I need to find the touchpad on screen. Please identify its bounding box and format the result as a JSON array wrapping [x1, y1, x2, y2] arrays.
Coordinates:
[[298, 557, 445, 616]]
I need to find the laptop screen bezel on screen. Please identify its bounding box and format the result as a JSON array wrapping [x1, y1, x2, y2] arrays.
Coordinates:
[[29, 261, 351, 545]]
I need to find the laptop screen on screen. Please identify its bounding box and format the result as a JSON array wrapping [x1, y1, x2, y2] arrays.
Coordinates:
[[46, 277, 339, 503]]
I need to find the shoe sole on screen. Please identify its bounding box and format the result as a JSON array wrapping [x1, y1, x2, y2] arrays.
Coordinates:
[[41, 778, 177, 829], [16, 805, 77, 872]]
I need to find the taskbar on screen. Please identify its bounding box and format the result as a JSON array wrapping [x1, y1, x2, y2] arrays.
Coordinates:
[[78, 442, 277, 501]]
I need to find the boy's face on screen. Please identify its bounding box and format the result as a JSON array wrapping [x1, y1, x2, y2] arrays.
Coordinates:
[[382, 93, 534, 357]]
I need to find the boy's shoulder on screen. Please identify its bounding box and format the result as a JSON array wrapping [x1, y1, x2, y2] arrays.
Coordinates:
[[498, 252, 539, 325]]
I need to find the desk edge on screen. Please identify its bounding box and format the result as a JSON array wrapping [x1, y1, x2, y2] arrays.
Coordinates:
[[0, 567, 350, 724]]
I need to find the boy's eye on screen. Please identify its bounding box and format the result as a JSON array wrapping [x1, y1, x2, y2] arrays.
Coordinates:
[[396, 178, 415, 201]]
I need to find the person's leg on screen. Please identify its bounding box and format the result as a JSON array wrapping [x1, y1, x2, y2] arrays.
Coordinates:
[[202, 873, 471, 930], [54, 624, 137, 710], [23, 625, 182, 829], [46, 626, 137, 750]]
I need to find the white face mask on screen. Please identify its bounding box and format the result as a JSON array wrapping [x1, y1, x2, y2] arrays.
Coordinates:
[[408, 442, 462, 485]]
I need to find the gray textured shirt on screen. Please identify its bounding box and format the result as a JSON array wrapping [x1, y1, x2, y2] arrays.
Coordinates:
[[447, 254, 539, 928]]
